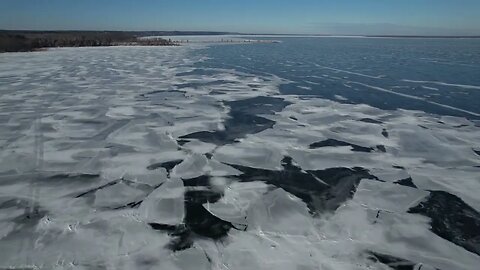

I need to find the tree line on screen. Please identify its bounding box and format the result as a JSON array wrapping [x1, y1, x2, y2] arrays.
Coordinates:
[[0, 31, 177, 53]]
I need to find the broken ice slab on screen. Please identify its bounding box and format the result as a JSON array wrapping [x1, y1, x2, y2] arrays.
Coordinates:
[[203, 181, 270, 225], [93, 182, 147, 209], [139, 178, 185, 225], [354, 180, 429, 213], [246, 189, 315, 235], [171, 153, 242, 179]]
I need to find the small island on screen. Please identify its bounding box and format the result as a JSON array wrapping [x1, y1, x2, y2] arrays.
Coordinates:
[[0, 31, 178, 53]]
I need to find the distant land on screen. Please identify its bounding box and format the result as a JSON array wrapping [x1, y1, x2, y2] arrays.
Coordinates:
[[0, 30, 185, 53], [2, 30, 480, 53]]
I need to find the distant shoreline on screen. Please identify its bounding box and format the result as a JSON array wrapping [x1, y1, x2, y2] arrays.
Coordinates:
[[0, 31, 178, 53]]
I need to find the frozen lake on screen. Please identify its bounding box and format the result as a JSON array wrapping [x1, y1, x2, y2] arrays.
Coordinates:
[[0, 38, 480, 269]]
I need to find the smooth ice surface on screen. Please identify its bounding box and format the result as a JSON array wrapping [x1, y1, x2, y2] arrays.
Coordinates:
[[1, 39, 480, 269]]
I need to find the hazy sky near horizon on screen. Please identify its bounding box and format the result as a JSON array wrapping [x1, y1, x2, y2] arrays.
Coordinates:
[[1, 0, 479, 35]]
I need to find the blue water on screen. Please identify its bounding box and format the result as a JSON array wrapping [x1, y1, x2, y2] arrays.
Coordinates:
[[197, 37, 480, 119]]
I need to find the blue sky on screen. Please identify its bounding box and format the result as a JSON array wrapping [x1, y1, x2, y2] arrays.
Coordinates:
[[1, 0, 479, 35]]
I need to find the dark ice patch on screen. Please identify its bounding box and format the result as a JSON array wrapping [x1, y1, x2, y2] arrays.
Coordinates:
[[376, 145, 387, 153], [184, 190, 233, 239], [176, 80, 235, 89], [180, 111, 275, 145], [176, 69, 218, 77], [247, 84, 261, 89], [367, 252, 417, 270], [149, 186, 233, 251], [149, 223, 179, 231], [176, 139, 190, 146], [382, 128, 389, 138], [11, 206, 48, 227], [227, 157, 377, 214], [148, 227, 191, 252], [182, 175, 211, 187], [308, 166, 379, 212], [37, 122, 57, 133], [473, 149, 480, 156], [139, 90, 185, 100], [164, 228, 194, 252], [225, 96, 291, 116], [408, 190, 480, 256], [359, 118, 383, 124], [147, 159, 183, 173], [111, 200, 144, 210], [148, 223, 193, 251], [309, 139, 374, 153], [227, 158, 328, 213], [0, 197, 48, 233], [180, 96, 290, 145], [209, 90, 226, 95], [394, 177, 417, 188], [41, 173, 100, 185], [182, 177, 233, 239]]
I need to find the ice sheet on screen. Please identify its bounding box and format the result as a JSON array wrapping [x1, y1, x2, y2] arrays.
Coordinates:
[[1, 45, 479, 269]]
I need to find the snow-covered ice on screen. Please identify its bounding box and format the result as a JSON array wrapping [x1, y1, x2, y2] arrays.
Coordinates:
[[1, 45, 480, 269]]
